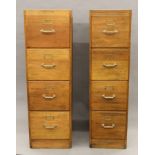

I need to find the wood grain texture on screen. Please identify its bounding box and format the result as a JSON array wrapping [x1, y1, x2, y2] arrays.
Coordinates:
[[69, 13, 73, 144], [30, 111, 70, 139], [25, 10, 73, 148], [91, 111, 127, 139], [24, 10, 71, 48], [91, 48, 129, 80], [91, 139, 126, 149], [31, 139, 71, 148], [91, 10, 131, 48], [89, 10, 131, 149], [91, 81, 128, 111], [28, 81, 70, 110], [27, 48, 70, 80]]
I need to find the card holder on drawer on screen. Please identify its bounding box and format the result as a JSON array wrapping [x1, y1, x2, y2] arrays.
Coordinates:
[[91, 81, 128, 110], [30, 111, 70, 139], [27, 49, 70, 80], [91, 48, 129, 80], [25, 10, 71, 48], [28, 81, 70, 110]]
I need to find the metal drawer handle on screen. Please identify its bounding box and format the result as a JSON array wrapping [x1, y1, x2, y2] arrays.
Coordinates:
[[101, 123, 115, 129], [43, 124, 57, 129], [103, 64, 117, 68], [41, 64, 56, 69], [42, 94, 56, 100], [102, 29, 118, 35], [102, 94, 116, 99], [40, 29, 56, 34]]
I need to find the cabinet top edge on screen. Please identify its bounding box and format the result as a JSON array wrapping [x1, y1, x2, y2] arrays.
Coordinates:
[[24, 10, 72, 15], [90, 10, 132, 16]]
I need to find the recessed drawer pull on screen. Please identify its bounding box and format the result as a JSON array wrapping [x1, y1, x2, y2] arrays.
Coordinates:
[[41, 64, 56, 69], [40, 29, 56, 34], [103, 63, 117, 68], [102, 94, 116, 99], [42, 94, 56, 100], [43, 124, 57, 129], [101, 123, 115, 129], [102, 29, 118, 35]]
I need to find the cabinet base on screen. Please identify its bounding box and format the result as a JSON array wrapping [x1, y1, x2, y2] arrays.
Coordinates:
[[90, 139, 126, 149], [30, 139, 71, 148]]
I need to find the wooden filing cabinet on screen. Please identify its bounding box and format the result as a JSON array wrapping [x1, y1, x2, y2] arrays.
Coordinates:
[[24, 10, 72, 148], [89, 10, 131, 148]]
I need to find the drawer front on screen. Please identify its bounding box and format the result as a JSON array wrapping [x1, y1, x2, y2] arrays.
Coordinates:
[[28, 81, 70, 110], [91, 111, 127, 139], [25, 10, 71, 48], [91, 81, 128, 110], [91, 49, 129, 80], [91, 11, 131, 47], [30, 111, 70, 139], [27, 49, 70, 80]]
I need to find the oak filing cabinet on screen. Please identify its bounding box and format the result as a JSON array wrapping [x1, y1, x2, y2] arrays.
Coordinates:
[[24, 10, 72, 148], [89, 10, 131, 148]]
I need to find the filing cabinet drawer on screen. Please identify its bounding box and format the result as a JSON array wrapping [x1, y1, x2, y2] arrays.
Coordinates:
[[27, 49, 70, 80], [91, 111, 127, 139], [91, 81, 128, 110], [28, 81, 70, 110], [91, 48, 129, 80], [25, 10, 71, 48], [30, 111, 70, 139], [91, 10, 131, 47]]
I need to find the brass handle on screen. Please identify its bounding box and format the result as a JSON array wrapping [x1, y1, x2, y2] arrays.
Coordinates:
[[102, 29, 118, 34], [103, 64, 117, 68], [40, 29, 56, 33], [42, 94, 56, 100], [101, 123, 115, 129], [102, 94, 116, 99], [43, 124, 57, 129], [41, 64, 56, 69]]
